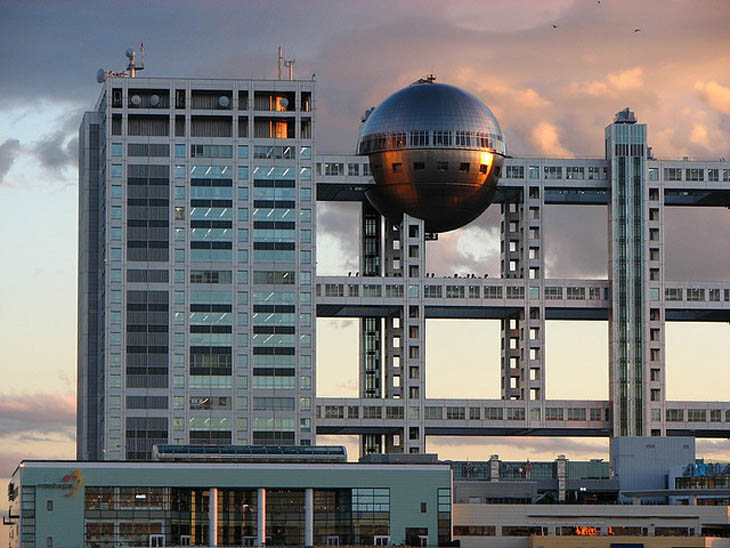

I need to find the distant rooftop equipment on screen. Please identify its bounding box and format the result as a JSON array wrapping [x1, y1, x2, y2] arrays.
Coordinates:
[[277, 45, 295, 80], [152, 444, 348, 464], [614, 107, 637, 124], [96, 43, 145, 83]]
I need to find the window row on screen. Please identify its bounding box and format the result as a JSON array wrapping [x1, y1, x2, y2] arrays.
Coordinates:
[[664, 287, 728, 302], [357, 129, 505, 154], [660, 167, 730, 182], [504, 165, 608, 180], [316, 162, 371, 177], [665, 408, 730, 423]]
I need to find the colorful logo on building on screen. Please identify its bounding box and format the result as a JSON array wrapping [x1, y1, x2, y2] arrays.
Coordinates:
[[61, 470, 83, 497]]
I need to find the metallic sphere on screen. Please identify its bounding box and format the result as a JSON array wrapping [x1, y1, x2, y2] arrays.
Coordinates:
[[357, 81, 506, 232]]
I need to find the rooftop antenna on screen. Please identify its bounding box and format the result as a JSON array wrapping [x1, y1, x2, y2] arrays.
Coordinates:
[[277, 45, 295, 80], [285, 58, 295, 80], [412, 74, 437, 85], [126, 42, 145, 78], [96, 43, 145, 83]]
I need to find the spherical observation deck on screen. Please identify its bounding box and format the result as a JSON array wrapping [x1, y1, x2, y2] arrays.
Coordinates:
[[357, 80, 506, 232]]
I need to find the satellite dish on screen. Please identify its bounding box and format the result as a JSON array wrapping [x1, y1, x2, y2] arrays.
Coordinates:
[[96, 68, 106, 84], [130, 94, 141, 106], [149, 94, 160, 107], [218, 95, 230, 109], [279, 97, 289, 109], [125, 48, 134, 59]]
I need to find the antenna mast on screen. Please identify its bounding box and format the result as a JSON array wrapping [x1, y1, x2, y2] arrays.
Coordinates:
[[97, 43, 145, 83], [277, 46, 295, 80]]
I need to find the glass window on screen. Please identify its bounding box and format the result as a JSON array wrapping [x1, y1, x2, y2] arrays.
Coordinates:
[[566, 166, 584, 179], [686, 168, 704, 181], [111, 164, 122, 178], [238, 144, 249, 159], [174, 164, 185, 178], [111, 143, 123, 157], [664, 167, 682, 181], [505, 165, 524, 179], [175, 144, 186, 158], [544, 166, 562, 179]]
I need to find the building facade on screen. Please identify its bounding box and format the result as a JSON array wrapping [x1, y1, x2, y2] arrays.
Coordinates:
[[78, 77, 317, 460], [9, 456, 730, 548], [78, 74, 730, 462], [7, 459, 451, 547]]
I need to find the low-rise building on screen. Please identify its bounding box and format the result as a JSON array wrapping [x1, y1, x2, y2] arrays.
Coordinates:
[[6, 451, 452, 547]]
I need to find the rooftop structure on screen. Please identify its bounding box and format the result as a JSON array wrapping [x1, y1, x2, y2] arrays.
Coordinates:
[[357, 81, 506, 232]]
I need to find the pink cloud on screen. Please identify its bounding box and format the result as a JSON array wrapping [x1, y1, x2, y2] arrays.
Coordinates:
[[694, 80, 730, 115], [0, 392, 75, 436]]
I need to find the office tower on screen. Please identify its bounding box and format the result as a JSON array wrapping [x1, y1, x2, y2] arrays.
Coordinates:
[[78, 76, 315, 460]]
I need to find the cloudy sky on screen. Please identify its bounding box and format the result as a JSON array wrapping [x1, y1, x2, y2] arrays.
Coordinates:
[[1, 0, 730, 522]]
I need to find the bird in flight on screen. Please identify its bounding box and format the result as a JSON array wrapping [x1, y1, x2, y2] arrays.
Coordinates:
[[634, 28, 641, 32], [552, 24, 559, 29]]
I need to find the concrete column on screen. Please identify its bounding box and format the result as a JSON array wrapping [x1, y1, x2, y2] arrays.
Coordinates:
[[489, 454, 500, 482], [304, 488, 314, 547], [257, 488, 266, 546], [208, 487, 218, 547], [556, 454, 567, 502]]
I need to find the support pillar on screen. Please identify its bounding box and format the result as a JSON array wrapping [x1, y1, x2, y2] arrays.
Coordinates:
[[257, 488, 266, 546], [606, 113, 649, 437], [359, 201, 384, 456], [489, 454, 500, 482], [557, 454, 567, 502], [208, 487, 218, 547], [304, 488, 314, 547]]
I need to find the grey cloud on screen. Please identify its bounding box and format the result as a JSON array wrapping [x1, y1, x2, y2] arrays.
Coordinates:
[[33, 132, 78, 173], [316, 202, 360, 275], [0, 138, 21, 184], [543, 206, 608, 279], [429, 436, 609, 460], [696, 440, 730, 460], [3, 0, 730, 159], [664, 208, 730, 281], [0, 392, 75, 439], [425, 208, 502, 277], [0, 450, 29, 479], [30, 105, 86, 176]]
